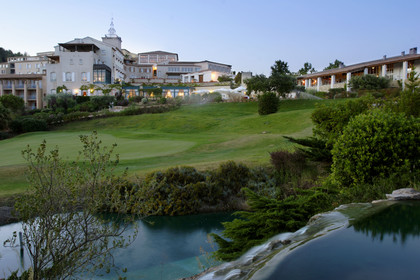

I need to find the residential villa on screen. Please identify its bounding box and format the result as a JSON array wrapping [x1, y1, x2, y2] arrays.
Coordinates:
[[298, 47, 420, 92]]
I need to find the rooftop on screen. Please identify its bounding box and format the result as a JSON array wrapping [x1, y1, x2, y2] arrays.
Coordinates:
[[299, 52, 420, 79]]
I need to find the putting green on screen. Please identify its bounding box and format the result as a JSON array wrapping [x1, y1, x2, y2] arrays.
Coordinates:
[[0, 131, 195, 167]]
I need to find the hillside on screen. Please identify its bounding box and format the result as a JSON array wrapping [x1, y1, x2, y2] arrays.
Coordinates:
[[0, 100, 335, 196]]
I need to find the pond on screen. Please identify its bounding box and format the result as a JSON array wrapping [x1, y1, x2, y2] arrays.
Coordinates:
[[0, 212, 233, 280], [261, 201, 420, 280]]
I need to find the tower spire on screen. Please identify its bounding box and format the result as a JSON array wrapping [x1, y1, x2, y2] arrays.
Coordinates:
[[107, 18, 117, 38]]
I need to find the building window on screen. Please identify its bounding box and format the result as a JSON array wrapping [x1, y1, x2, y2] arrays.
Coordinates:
[[50, 72, 56, 81], [81, 72, 87, 82], [79, 59, 83, 65], [93, 69, 111, 84], [65, 72, 72, 81], [386, 64, 394, 74], [70, 59, 74, 65]]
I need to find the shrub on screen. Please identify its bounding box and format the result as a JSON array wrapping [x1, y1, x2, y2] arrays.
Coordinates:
[[331, 109, 419, 186], [138, 166, 209, 215], [270, 150, 306, 179], [207, 161, 250, 199], [218, 75, 233, 82], [116, 99, 129, 106], [258, 92, 279, 115], [349, 74, 391, 90], [325, 88, 347, 99], [90, 95, 116, 110], [128, 95, 143, 103], [9, 117, 48, 133], [311, 95, 375, 148], [157, 97, 167, 104], [75, 96, 90, 104], [0, 95, 24, 112]]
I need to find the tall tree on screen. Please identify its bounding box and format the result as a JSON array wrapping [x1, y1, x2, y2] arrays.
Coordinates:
[[324, 59, 344, 70], [0, 47, 24, 62], [244, 74, 271, 94], [298, 62, 316, 75], [270, 60, 291, 75]]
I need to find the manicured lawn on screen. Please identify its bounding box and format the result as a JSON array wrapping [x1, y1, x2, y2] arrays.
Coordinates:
[[0, 99, 337, 197]]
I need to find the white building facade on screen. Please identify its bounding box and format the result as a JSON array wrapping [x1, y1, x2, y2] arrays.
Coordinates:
[[298, 47, 420, 92], [45, 20, 125, 96]]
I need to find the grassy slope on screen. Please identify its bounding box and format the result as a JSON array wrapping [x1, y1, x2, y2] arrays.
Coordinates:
[[0, 99, 336, 196]]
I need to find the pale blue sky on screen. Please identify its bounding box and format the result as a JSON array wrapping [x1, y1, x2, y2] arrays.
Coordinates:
[[1, 0, 419, 75]]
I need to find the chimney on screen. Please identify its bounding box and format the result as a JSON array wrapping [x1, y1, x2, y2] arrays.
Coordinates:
[[339, 63, 344, 68], [383, 55, 387, 60], [401, 51, 405, 56], [409, 47, 417, 55]]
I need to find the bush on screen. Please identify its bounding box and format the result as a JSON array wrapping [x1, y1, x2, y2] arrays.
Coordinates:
[[90, 95, 116, 110], [207, 161, 250, 199], [270, 150, 306, 179], [328, 88, 346, 99], [258, 92, 279, 115], [75, 96, 90, 104], [331, 109, 419, 186], [116, 99, 129, 106], [9, 117, 48, 133], [138, 167, 208, 215], [311, 95, 375, 148], [349, 75, 391, 90], [157, 97, 167, 104], [128, 95, 143, 103], [0, 95, 24, 112], [218, 75, 233, 82]]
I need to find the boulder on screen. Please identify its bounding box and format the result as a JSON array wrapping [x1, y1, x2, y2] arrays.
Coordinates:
[[386, 188, 420, 201]]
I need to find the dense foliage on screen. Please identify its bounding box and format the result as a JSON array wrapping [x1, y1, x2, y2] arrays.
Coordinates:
[[258, 92, 279, 115], [0, 95, 24, 113], [245, 60, 296, 97], [0, 47, 24, 62], [323, 59, 344, 70], [211, 186, 337, 260], [348, 74, 391, 90], [331, 110, 419, 186]]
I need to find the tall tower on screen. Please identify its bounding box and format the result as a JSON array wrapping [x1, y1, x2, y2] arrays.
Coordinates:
[[102, 18, 122, 50]]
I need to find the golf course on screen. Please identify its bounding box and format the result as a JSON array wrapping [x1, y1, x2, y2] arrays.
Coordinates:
[[0, 99, 330, 197]]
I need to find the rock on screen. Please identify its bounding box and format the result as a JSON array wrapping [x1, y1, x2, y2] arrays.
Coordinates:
[[386, 188, 420, 201]]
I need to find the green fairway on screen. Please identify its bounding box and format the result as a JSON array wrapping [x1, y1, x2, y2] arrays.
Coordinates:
[[0, 100, 335, 196]]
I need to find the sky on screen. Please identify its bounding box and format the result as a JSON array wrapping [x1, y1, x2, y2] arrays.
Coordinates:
[[1, 0, 419, 75]]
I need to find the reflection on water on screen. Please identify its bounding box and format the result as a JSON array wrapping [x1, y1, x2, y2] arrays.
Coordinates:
[[0, 212, 233, 280], [264, 201, 420, 280], [351, 202, 420, 244]]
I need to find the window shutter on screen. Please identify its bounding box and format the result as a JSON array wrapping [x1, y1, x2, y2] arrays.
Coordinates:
[[72, 72, 75, 82], [62, 72, 66, 82], [87, 72, 91, 82]]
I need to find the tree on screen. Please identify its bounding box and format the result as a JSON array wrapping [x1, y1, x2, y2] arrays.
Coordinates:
[[270, 60, 291, 75], [9, 132, 136, 279], [0, 102, 11, 130], [269, 72, 296, 97], [324, 59, 344, 70], [0, 47, 24, 63], [234, 72, 242, 85], [244, 74, 271, 94], [298, 62, 316, 75], [0, 94, 24, 113]]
